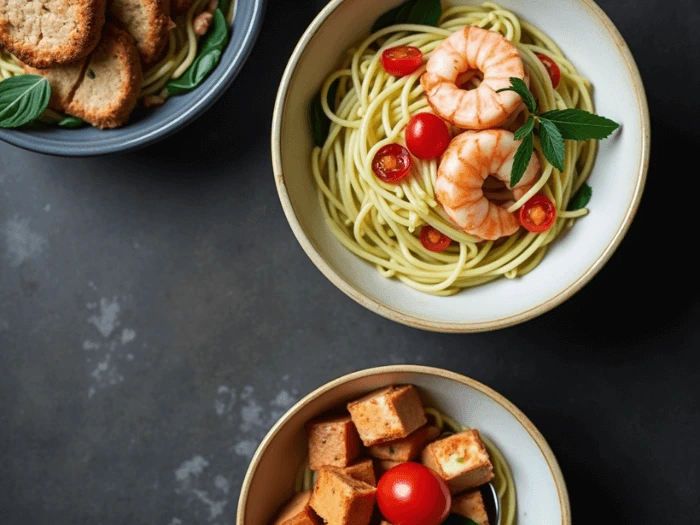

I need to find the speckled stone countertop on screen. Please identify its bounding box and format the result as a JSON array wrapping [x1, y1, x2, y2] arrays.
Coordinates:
[[1, 1, 698, 524]]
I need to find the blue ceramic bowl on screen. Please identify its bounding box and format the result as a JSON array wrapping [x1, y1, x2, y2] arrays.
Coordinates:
[[0, 0, 266, 156]]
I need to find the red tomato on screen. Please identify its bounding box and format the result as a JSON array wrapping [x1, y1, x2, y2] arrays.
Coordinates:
[[372, 143, 412, 183], [519, 194, 557, 233], [405, 113, 451, 160], [377, 463, 451, 525], [382, 46, 423, 77], [420, 226, 452, 253], [535, 53, 561, 89]]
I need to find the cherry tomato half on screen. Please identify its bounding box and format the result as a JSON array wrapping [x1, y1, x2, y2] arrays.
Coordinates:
[[519, 194, 557, 233], [382, 46, 423, 77], [372, 143, 412, 183], [405, 113, 451, 160], [377, 462, 451, 525], [535, 53, 561, 89], [420, 226, 453, 253]]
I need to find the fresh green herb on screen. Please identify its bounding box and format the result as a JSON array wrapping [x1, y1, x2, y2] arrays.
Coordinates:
[[218, 0, 230, 17], [0, 75, 51, 129], [58, 116, 86, 129], [310, 79, 338, 147], [455, 456, 465, 464], [442, 514, 480, 525], [87, 69, 96, 80], [568, 183, 593, 211], [499, 77, 620, 187], [372, 0, 442, 32], [166, 9, 229, 95]]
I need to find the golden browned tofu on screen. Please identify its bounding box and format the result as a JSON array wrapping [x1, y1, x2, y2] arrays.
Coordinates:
[[368, 424, 440, 462], [309, 469, 377, 525], [272, 490, 320, 525], [347, 385, 427, 446], [307, 415, 361, 470], [420, 430, 494, 493], [451, 489, 490, 525], [374, 459, 404, 478], [328, 457, 376, 486]]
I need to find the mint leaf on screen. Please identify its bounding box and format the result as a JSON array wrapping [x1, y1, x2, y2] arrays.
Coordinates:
[[0, 75, 51, 129], [538, 108, 620, 140], [496, 77, 537, 114], [310, 80, 339, 147], [568, 183, 593, 211], [372, 0, 442, 31], [58, 116, 86, 129], [514, 115, 534, 140], [511, 132, 534, 187], [538, 118, 565, 171]]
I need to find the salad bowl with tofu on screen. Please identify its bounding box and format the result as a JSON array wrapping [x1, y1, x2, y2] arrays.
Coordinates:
[[237, 366, 570, 525]]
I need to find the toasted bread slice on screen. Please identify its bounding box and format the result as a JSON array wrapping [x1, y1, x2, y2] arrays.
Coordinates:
[[23, 58, 89, 111], [0, 0, 106, 68], [108, 0, 172, 65], [65, 24, 142, 129], [171, 0, 197, 16]]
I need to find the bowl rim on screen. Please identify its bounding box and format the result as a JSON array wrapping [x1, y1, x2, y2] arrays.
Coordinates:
[[271, 0, 651, 333], [0, 0, 267, 157], [236, 364, 572, 525]]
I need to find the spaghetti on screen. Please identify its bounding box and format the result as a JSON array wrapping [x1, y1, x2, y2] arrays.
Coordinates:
[[312, 1, 597, 296]]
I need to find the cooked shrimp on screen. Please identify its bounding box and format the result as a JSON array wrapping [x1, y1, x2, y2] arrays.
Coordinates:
[[421, 26, 526, 130], [435, 129, 540, 241]]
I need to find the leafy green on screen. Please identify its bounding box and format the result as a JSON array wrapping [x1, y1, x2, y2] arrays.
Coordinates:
[[511, 132, 534, 187], [538, 108, 620, 140], [514, 115, 534, 140], [568, 183, 593, 211], [166, 9, 229, 95], [58, 116, 86, 129], [372, 0, 442, 32], [538, 118, 565, 171], [496, 77, 537, 113], [0, 75, 51, 129], [218, 0, 230, 17], [310, 80, 338, 147], [442, 514, 480, 525]]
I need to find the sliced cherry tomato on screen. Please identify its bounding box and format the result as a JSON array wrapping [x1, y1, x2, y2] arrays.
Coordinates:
[[519, 194, 557, 233], [535, 52, 561, 89], [420, 226, 452, 253], [372, 143, 412, 183], [405, 113, 451, 160], [381, 46, 423, 77], [377, 462, 451, 525]]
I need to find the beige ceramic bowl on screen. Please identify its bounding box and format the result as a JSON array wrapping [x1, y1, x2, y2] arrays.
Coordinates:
[[271, 0, 650, 333], [237, 365, 571, 525]]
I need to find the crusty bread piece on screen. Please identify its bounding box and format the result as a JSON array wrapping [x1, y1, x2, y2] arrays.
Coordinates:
[[327, 458, 376, 487], [0, 0, 106, 68], [65, 24, 142, 129], [272, 490, 321, 525], [23, 58, 89, 111], [310, 469, 376, 525], [451, 489, 490, 525], [373, 459, 403, 478], [171, 0, 197, 16], [368, 424, 441, 462], [307, 415, 362, 471], [108, 0, 171, 64]]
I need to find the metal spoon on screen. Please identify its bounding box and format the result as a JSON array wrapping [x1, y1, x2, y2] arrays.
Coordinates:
[[481, 482, 501, 525]]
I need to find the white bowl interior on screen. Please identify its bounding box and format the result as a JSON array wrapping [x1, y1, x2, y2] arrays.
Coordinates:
[[274, 0, 648, 329], [239, 369, 567, 524]]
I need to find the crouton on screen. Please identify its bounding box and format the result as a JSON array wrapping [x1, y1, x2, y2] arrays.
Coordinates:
[[374, 459, 403, 478], [272, 490, 321, 525], [328, 458, 376, 486], [451, 489, 490, 525], [420, 430, 494, 493], [65, 24, 142, 129], [0, 0, 106, 68], [109, 0, 171, 64], [368, 424, 440, 462], [347, 385, 427, 447], [309, 469, 376, 525], [23, 58, 89, 111], [307, 415, 361, 471], [171, 0, 197, 16]]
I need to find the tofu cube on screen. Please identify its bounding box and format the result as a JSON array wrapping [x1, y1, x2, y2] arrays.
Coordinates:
[[451, 489, 490, 525], [347, 385, 427, 446], [373, 459, 404, 478], [307, 415, 361, 470], [328, 457, 377, 486], [309, 469, 377, 525], [368, 424, 441, 462], [420, 430, 494, 493], [272, 490, 321, 525]]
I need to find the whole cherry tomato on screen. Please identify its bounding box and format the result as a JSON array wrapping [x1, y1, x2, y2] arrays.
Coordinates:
[[405, 113, 451, 160], [519, 194, 557, 233], [382, 46, 424, 77]]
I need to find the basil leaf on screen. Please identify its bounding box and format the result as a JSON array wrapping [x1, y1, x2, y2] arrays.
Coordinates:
[[514, 115, 534, 140], [442, 514, 480, 525], [511, 132, 534, 187], [568, 182, 593, 211], [538, 117, 565, 171], [538, 108, 620, 140], [166, 48, 222, 95], [372, 0, 442, 31], [200, 9, 229, 55], [58, 116, 86, 129], [310, 79, 338, 148], [0, 75, 51, 129], [496, 77, 537, 114]]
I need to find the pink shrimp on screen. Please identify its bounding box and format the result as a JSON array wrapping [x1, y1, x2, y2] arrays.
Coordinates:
[[435, 129, 540, 241], [421, 26, 526, 130]]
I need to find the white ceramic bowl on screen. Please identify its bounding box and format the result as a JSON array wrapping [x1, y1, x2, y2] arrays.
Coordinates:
[[271, 0, 650, 332], [237, 365, 570, 525]]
